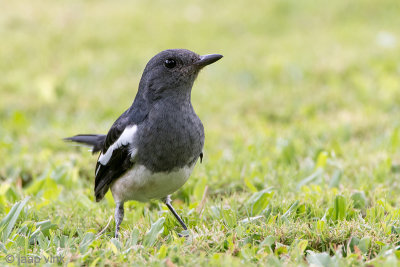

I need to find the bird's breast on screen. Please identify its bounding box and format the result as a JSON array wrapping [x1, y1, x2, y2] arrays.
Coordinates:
[[136, 104, 204, 172]]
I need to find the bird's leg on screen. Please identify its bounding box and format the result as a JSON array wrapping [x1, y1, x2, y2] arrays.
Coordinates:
[[114, 202, 124, 238], [163, 195, 187, 230]]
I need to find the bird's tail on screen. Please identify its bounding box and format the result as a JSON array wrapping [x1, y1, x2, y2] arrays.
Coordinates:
[[64, 134, 106, 154]]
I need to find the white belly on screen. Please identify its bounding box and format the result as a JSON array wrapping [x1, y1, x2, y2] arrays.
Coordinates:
[[110, 164, 195, 203]]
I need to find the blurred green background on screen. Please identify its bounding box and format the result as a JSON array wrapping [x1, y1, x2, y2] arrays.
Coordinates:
[[1, 0, 400, 265]]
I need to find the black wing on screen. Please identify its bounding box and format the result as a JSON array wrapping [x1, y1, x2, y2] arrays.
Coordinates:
[[94, 110, 135, 202], [94, 145, 134, 202], [93, 93, 151, 201]]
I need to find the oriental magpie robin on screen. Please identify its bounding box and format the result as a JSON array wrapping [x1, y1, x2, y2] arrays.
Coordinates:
[[65, 49, 222, 237]]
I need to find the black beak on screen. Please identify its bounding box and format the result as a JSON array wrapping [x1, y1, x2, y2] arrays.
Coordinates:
[[194, 54, 223, 68]]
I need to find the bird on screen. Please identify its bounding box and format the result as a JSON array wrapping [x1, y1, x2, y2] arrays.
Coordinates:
[[65, 49, 222, 237]]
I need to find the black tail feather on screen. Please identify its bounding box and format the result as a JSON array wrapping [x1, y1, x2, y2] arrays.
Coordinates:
[[64, 134, 106, 154]]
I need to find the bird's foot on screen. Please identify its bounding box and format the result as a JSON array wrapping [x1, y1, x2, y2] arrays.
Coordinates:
[[178, 229, 190, 238]]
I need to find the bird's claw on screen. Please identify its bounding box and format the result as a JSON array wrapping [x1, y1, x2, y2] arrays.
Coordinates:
[[178, 230, 190, 238]]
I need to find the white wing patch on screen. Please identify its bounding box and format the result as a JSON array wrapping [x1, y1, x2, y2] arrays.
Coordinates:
[[98, 125, 138, 165]]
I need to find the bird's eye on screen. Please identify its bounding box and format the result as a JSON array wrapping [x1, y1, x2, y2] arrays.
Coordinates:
[[164, 58, 176, 69]]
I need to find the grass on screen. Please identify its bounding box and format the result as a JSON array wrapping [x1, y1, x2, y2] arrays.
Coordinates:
[[1, 0, 400, 265]]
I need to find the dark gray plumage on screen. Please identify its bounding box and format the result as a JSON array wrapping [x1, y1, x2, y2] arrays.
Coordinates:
[[64, 134, 105, 153], [65, 49, 222, 237]]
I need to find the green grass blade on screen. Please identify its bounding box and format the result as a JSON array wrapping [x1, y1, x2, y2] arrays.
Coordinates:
[[143, 217, 165, 247], [0, 197, 30, 243]]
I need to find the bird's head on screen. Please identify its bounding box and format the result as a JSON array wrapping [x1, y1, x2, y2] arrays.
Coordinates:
[[138, 49, 222, 101]]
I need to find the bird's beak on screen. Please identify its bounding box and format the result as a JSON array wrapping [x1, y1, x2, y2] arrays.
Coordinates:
[[194, 54, 223, 68]]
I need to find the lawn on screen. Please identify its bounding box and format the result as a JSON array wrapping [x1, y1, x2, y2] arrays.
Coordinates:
[[1, 0, 400, 266]]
